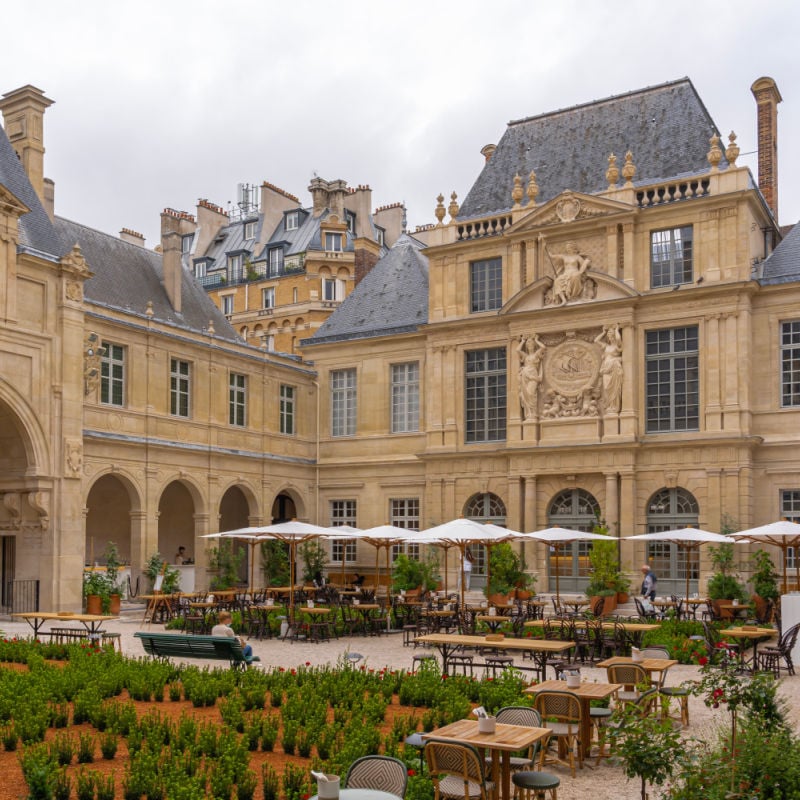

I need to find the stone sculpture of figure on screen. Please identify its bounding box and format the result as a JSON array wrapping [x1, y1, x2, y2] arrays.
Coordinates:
[[595, 323, 623, 414], [517, 334, 546, 419], [550, 241, 591, 305]]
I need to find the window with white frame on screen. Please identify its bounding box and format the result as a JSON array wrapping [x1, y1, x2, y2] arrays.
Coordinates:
[[330, 500, 357, 563], [222, 295, 234, 315], [170, 358, 191, 417], [100, 342, 125, 407], [229, 372, 247, 426], [465, 348, 507, 443], [181, 234, 193, 254], [262, 287, 276, 309], [646, 487, 700, 583], [244, 220, 257, 240], [322, 277, 345, 302], [193, 260, 208, 278], [268, 248, 284, 274], [376, 227, 385, 247], [325, 232, 343, 252], [645, 326, 699, 432], [280, 384, 295, 435], [781, 490, 800, 569], [391, 362, 420, 433], [345, 211, 356, 234], [285, 211, 299, 231], [331, 368, 356, 436], [781, 321, 800, 407], [470, 257, 502, 312], [390, 498, 420, 560], [650, 226, 693, 288], [263, 334, 275, 352]]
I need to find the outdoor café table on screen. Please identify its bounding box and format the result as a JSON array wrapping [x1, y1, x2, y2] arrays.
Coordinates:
[[524, 679, 623, 759], [682, 597, 707, 619], [561, 597, 589, 614], [423, 718, 552, 800], [10, 612, 117, 640], [351, 602, 381, 633], [524, 619, 661, 648], [415, 632, 575, 679], [139, 592, 176, 624], [717, 602, 753, 621], [719, 626, 778, 674], [310, 791, 401, 800], [597, 655, 678, 688]]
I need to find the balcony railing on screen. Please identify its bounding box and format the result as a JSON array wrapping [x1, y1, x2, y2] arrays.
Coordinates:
[[636, 178, 710, 208], [455, 213, 514, 241], [197, 260, 306, 291], [1, 579, 39, 613]]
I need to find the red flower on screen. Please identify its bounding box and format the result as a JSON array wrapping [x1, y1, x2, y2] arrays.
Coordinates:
[[698, 656, 708, 666], [305, 661, 311, 666], [407, 769, 416, 777]]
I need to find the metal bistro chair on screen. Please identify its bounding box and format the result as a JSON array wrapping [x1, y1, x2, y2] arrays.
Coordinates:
[[489, 706, 546, 774], [533, 690, 583, 777], [345, 755, 408, 798], [425, 740, 493, 800], [757, 621, 800, 677]]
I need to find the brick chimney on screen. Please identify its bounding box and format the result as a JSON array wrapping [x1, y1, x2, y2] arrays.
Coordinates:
[[160, 208, 195, 313], [750, 77, 782, 221], [0, 85, 55, 211], [120, 228, 146, 247]]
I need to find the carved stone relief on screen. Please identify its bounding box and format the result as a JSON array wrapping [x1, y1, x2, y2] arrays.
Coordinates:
[[516, 326, 624, 420], [543, 241, 597, 306], [65, 438, 83, 478]]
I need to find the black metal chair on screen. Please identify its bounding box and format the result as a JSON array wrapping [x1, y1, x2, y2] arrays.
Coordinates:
[[757, 622, 799, 676], [346, 755, 408, 798]]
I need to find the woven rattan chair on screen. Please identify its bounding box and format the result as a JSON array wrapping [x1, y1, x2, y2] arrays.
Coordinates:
[[488, 706, 546, 773], [345, 755, 408, 798], [533, 690, 583, 777], [425, 740, 493, 800], [606, 662, 649, 704]]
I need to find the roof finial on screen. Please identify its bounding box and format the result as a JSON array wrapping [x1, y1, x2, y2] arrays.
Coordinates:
[[606, 153, 619, 189], [448, 191, 459, 221], [511, 173, 524, 210], [725, 131, 740, 167], [622, 151, 636, 187], [526, 171, 539, 206], [434, 194, 446, 226], [707, 133, 722, 172]]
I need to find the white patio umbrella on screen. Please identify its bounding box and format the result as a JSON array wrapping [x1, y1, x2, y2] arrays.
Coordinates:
[[525, 526, 612, 602], [626, 527, 736, 601], [359, 525, 417, 592], [418, 519, 517, 607], [730, 520, 800, 593], [326, 524, 362, 586]]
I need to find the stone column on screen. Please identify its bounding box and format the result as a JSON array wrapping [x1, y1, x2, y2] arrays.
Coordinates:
[[604, 472, 619, 537]]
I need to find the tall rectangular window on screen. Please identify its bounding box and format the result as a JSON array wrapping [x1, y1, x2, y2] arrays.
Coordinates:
[[222, 295, 234, 315], [650, 226, 693, 288], [170, 359, 191, 417], [465, 348, 507, 443], [646, 326, 699, 432], [391, 362, 420, 433], [244, 220, 257, 240], [330, 500, 357, 563], [268, 248, 284, 274], [331, 368, 357, 436], [280, 384, 295, 435], [470, 257, 502, 312], [781, 321, 800, 407], [781, 490, 800, 569], [285, 211, 299, 231], [100, 342, 125, 407], [262, 287, 276, 309], [229, 372, 247, 427], [390, 498, 420, 560], [227, 254, 243, 282]]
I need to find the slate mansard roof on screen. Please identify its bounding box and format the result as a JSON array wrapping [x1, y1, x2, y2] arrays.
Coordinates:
[[55, 217, 240, 342], [306, 234, 428, 345], [458, 78, 724, 220], [0, 124, 64, 258], [760, 222, 800, 286]]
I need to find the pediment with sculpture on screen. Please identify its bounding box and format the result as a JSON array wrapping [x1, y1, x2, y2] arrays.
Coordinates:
[[507, 189, 634, 233], [516, 325, 624, 422]]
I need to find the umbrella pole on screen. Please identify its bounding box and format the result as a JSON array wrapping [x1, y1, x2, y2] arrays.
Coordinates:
[[685, 545, 691, 602], [459, 545, 466, 609], [555, 545, 561, 602], [444, 545, 448, 594]]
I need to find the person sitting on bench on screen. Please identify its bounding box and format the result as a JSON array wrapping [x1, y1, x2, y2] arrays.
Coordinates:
[[211, 610, 253, 658]]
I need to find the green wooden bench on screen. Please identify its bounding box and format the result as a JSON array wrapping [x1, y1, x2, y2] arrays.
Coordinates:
[[134, 631, 260, 669]]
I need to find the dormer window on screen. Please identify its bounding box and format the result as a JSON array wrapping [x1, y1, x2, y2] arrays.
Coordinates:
[[193, 259, 208, 278], [228, 254, 243, 282], [376, 227, 385, 247], [181, 234, 193, 254], [346, 211, 356, 234], [325, 232, 343, 252], [285, 211, 299, 231], [244, 220, 257, 240]]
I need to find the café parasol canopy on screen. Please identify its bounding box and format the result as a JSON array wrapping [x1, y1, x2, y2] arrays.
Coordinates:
[[625, 527, 736, 601], [525, 526, 613, 601], [729, 520, 800, 593], [417, 518, 517, 607], [358, 525, 417, 593], [326, 524, 362, 586]]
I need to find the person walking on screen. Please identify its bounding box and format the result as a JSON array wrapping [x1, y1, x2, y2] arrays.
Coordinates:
[[640, 563, 657, 601]]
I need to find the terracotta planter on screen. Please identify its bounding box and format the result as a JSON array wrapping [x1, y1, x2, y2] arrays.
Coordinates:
[[617, 592, 630, 604], [589, 593, 617, 616], [488, 593, 513, 607], [85, 594, 102, 615], [109, 594, 121, 615]]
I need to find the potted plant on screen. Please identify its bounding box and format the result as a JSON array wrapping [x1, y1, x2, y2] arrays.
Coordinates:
[[205, 541, 243, 590], [144, 552, 181, 594], [83, 570, 110, 615], [749, 548, 779, 622], [584, 521, 623, 615], [299, 540, 328, 584], [392, 552, 439, 594], [707, 543, 748, 618], [103, 541, 124, 614], [487, 543, 529, 605]]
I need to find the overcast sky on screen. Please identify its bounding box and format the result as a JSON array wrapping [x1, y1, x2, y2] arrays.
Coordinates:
[[3, 1, 799, 247]]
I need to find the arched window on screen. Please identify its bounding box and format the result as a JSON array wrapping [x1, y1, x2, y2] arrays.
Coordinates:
[[463, 492, 507, 575], [646, 487, 700, 589], [547, 489, 601, 587]]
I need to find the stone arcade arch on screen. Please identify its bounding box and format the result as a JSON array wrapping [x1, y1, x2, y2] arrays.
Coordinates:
[[85, 473, 138, 567], [218, 485, 254, 585]]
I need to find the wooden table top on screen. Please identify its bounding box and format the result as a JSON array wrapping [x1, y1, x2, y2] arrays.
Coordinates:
[[11, 612, 116, 623], [597, 656, 678, 671], [719, 626, 777, 639], [717, 602, 754, 610], [351, 603, 381, 611], [415, 633, 574, 653], [297, 606, 331, 615], [525, 679, 623, 700], [422, 609, 457, 616], [422, 718, 551, 752], [524, 620, 661, 632]]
